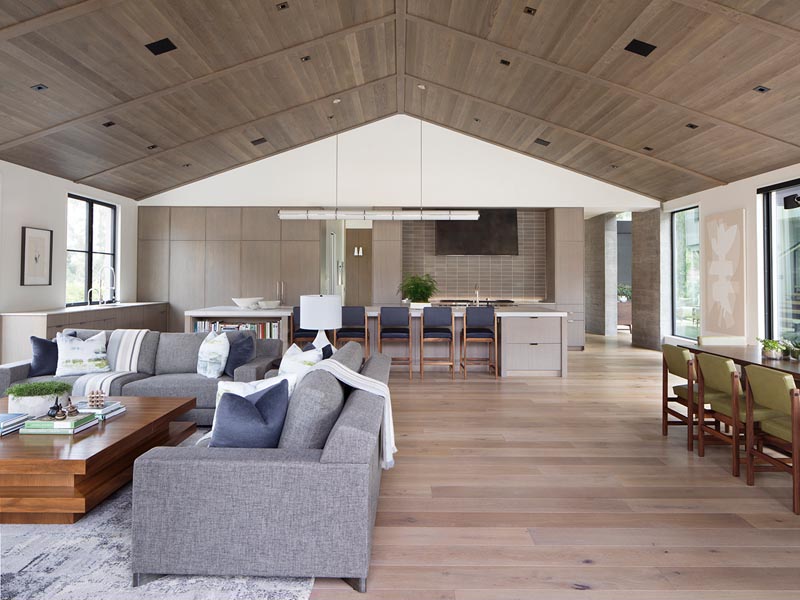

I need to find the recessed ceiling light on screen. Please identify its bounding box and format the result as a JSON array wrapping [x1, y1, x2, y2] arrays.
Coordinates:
[[145, 37, 177, 56], [102, 121, 116, 128], [753, 85, 771, 93], [642, 146, 653, 151], [251, 137, 267, 146], [534, 138, 551, 147], [327, 115, 334, 120], [685, 123, 699, 130], [147, 144, 158, 150], [332, 98, 341, 104], [624, 38, 657, 57], [300, 55, 311, 62], [30, 83, 48, 91], [276, 1, 288, 9], [523, 6, 537, 15], [610, 164, 620, 169], [499, 58, 511, 66], [182, 163, 191, 168], [473, 117, 481, 123], [416, 83, 426, 90]]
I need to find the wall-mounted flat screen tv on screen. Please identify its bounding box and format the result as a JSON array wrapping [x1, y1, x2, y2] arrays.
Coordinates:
[[435, 209, 518, 255]]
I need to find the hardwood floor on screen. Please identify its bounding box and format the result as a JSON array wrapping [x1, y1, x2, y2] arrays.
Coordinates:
[[312, 334, 800, 599]]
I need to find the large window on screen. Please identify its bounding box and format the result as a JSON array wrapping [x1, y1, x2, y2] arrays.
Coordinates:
[[764, 179, 800, 340], [672, 207, 701, 339], [66, 194, 117, 306]]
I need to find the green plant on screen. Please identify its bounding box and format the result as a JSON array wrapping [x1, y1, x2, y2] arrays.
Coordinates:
[[6, 381, 73, 397], [399, 274, 439, 303], [617, 284, 632, 300], [757, 338, 785, 351]]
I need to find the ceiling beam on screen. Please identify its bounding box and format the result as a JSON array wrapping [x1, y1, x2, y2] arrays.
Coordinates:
[[0, 0, 125, 43], [0, 13, 396, 153], [406, 14, 800, 152], [395, 0, 406, 113], [408, 76, 725, 186], [671, 0, 800, 41], [76, 75, 396, 184]]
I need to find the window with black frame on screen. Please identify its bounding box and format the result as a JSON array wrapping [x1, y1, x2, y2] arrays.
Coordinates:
[[672, 206, 700, 339], [764, 179, 800, 341], [66, 194, 117, 306]]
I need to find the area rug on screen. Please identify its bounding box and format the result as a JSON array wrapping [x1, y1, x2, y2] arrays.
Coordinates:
[[0, 434, 313, 600]]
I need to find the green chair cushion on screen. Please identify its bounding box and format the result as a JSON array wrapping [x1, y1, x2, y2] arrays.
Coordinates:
[[709, 394, 775, 422], [673, 383, 698, 401], [744, 364, 795, 416], [760, 415, 793, 443], [663, 344, 692, 379]]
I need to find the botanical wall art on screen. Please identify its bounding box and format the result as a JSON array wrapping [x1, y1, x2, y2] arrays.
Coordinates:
[[702, 209, 746, 336], [20, 226, 53, 286]]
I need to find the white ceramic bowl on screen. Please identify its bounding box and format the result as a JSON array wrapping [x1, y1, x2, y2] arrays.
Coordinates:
[[257, 300, 280, 309], [232, 297, 263, 309]]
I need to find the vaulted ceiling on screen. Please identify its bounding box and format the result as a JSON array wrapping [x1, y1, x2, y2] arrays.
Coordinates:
[[2, 0, 800, 201]]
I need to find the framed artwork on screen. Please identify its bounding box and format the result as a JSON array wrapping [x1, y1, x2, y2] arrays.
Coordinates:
[[702, 209, 746, 336], [20, 227, 53, 286]]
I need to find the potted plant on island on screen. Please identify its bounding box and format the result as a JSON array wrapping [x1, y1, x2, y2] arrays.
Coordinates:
[[399, 274, 439, 309], [618, 284, 632, 303], [7, 381, 73, 418], [758, 338, 785, 360]]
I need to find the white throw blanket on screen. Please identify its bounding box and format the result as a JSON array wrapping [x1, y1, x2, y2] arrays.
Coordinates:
[[310, 358, 396, 470], [73, 329, 149, 395]]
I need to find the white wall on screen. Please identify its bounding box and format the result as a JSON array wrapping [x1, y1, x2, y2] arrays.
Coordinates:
[[0, 160, 138, 312], [664, 161, 800, 344], [142, 115, 659, 216]]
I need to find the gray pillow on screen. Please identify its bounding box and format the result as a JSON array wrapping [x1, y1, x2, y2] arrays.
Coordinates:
[[209, 380, 289, 448]]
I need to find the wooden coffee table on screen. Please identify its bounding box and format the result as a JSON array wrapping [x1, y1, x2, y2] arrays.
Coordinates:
[[0, 396, 195, 524]]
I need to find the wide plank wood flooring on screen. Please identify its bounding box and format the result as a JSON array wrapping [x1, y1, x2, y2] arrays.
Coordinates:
[[312, 334, 800, 599]]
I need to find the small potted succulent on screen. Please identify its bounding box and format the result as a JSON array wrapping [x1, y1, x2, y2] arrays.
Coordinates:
[[784, 339, 800, 361], [399, 274, 439, 309], [758, 338, 784, 360], [617, 284, 632, 303], [7, 381, 73, 418]]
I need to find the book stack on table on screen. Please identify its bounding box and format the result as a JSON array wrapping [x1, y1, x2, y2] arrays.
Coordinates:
[[75, 400, 126, 421], [21, 413, 98, 435], [0, 413, 29, 436]]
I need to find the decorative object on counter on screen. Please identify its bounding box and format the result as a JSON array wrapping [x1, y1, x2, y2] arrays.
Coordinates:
[[758, 338, 784, 360], [232, 297, 263, 309], [399, 274, 439, 309], [257, 299, 280, 309], [87, 389, 108, 409], [617, 283, 632, 303], [300, 294, 342, 349], [7, 381, 72, 418], [20, 226, 53, 286]]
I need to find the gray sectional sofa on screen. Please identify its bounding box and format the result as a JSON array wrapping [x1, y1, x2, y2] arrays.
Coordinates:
[[131, 342, 388, 593], [0, 329, 282, 426]]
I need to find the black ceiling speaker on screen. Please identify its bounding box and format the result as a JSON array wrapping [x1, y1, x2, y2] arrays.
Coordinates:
[[783, 194, 800, 210]]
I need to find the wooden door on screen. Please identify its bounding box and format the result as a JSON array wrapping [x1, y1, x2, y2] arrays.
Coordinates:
[[345, 229, 373, 306]]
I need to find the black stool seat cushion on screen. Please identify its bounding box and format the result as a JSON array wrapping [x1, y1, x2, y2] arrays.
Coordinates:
[[338, 328, 366, 338], [381, 327, 410, 339], [293, 328, 316, 339], [424, 327, 452, 339], [466, 327, 494, 339]]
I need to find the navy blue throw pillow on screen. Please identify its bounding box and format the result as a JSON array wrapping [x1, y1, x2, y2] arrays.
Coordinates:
[[303, 342, 333, 359], [224, 333, 255, 377], [29, 332, 76, 377], [209, 380, 289, 448]]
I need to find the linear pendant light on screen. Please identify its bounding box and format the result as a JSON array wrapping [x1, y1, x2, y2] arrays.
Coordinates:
[[278, 122, 480, 221]]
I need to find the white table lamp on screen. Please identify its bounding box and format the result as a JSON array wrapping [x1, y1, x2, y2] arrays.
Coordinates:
[[300, 294, 342, 349]]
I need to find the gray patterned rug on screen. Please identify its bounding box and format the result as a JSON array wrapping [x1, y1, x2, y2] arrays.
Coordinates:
[[0, 434, 313, 600]]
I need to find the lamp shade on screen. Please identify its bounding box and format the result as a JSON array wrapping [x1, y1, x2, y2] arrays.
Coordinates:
[[300, 295, 342, 330]]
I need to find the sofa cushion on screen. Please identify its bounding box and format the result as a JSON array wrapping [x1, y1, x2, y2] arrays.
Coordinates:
[[155, 333, 207, 374], [278, 342, 364, 450], [210, 380, 290, 448], [197, 331, 230, 378], [278, 344, 323, 382], [55, 332, 111, 376], [28, 332, 75, 377], [121, 373, 232, 409], [224, 333, 255, 378], [67, 329, 158, 375]]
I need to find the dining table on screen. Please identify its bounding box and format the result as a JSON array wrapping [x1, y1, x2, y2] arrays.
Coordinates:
[[679, 343, 800, 382]]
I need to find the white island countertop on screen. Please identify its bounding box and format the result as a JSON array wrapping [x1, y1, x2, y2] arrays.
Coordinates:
[[185, 305, 566, 319]]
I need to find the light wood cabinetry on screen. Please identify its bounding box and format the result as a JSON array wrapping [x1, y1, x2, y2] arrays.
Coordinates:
[[0, 303, 168, 363], [280, 241, 320, 306], [372, 221, 402, 241], [547, 208, 585, 350], [345, 229, 373, 306], [170, 207, 206, 240], [138, 206, 170, 240], [205, 241, 241, 307], [500, 316, 568, 377], [137, 241, 169, 302], [373, 240, 403, 304], [168, 241, 205, 332], [242, 208, 280, 240], [281, 219, 321, 241], [241, 241, 281, 299], [206, 207, 242, 240]]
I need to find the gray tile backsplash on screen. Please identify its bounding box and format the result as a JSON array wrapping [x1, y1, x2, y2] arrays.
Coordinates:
[[402, 210, 547, 300]]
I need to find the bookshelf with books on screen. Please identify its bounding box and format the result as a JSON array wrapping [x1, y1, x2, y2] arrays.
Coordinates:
[[184, 306, 290, 351]]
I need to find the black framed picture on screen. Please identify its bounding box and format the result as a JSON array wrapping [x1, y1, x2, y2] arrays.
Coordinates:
[[21, 227, 53, 286]]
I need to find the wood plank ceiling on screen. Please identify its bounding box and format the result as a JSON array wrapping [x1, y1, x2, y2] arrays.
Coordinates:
[[1, 0, 800, 201]]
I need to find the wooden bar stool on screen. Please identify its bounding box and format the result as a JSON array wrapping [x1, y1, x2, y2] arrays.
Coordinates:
[[290, 305, 316, 347], [744, 364, 800, 514], [378, 306, 412, 380], [662, 344, 699, 450], [420, 306, 455, 379], [335, 306, 370, 358], [460, 306, 497, 379]]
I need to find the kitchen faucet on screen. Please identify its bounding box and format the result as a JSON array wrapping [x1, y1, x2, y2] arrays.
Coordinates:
[[99, 265, 117, 303], [474, 283, 480, 306], [88, 287, 103, 304]]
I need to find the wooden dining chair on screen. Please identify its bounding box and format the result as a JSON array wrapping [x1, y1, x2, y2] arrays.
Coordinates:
[[697, 353, 775, 477], [460, 306, 497, 379], [335, 306, 369, 358], [661, 344, 698, 451], [378, 306, 412, 380], [744, 364, 800, 514], [420, 306, 455, 380]]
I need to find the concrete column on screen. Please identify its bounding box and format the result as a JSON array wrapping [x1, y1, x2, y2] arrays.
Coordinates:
[[584, 214, 617, 336], [632, 208, 671, 350]]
